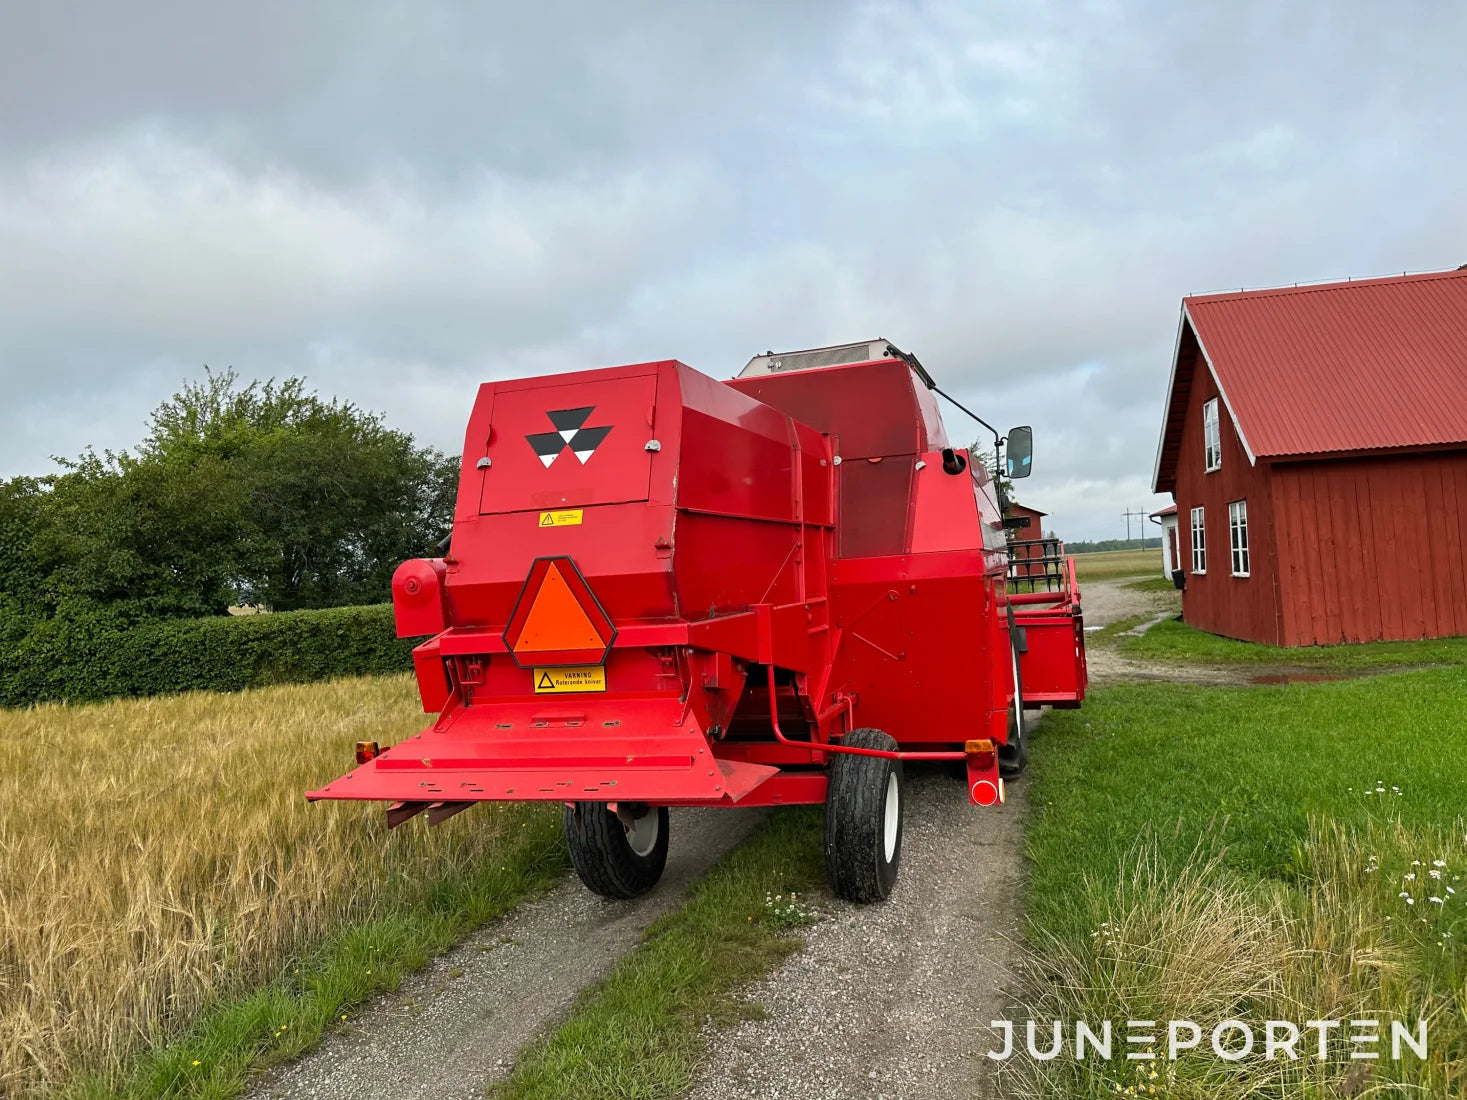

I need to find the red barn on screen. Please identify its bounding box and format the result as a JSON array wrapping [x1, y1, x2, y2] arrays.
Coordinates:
[[1005, 501, 1048, 538], [1004, 501, 1050, 581], [1152, 267, 1467, 646]]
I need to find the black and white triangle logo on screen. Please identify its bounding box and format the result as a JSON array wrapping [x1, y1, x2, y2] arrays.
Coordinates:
[[525, 407, 613, 468]]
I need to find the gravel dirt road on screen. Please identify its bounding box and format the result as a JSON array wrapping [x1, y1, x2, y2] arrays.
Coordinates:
[[1079, 578, 1243, 685], [252, 807, 765, 1100], [685, 766, 1029, 1100]]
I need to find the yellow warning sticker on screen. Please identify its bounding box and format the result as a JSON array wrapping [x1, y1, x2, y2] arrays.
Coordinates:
[[538, 509, 584, 527], [533, 665, 607, 694]]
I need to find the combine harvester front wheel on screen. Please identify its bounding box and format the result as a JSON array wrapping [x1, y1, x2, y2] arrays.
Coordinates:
[[824, 728, 905, 903]]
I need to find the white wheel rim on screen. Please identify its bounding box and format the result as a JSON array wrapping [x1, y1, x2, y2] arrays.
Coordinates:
[[882, 773, 900, 862], [624, 809, 659, 857]]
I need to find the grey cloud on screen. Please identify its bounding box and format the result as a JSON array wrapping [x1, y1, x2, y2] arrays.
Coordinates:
[[2, 0, 1464, 539]]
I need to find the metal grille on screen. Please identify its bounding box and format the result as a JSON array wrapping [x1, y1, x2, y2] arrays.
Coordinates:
[[739, 339, 890, 377], [770, 343, 878, 372], [1006, 537, 1068, 593]]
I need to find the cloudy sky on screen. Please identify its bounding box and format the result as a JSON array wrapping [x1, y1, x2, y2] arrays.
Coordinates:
[[2, 1, 1462, 539]]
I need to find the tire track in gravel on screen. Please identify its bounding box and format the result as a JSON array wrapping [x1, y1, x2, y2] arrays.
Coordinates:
[[252, 807, 765, 1100], [685, 766, 1031, 1100]]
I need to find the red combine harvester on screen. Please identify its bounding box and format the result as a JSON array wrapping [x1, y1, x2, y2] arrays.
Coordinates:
[[310, 340, 1086, 902]]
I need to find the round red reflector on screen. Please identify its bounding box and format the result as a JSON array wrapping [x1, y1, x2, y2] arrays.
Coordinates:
[[971, 779, 999, 806]]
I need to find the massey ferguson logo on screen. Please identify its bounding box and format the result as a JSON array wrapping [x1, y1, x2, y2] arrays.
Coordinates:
[[525, 407, 613, 468]]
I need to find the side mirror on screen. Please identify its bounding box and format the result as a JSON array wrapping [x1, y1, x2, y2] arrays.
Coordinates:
[[1005, 426, 1033, 479]]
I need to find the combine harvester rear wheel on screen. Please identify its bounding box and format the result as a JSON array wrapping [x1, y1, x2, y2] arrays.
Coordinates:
[[309, 339, 1087, 902]]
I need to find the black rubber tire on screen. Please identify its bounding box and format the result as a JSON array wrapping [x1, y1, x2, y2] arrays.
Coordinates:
[[999, 632, 1029, 778], [563, 803, 669, 899], [824, 728, 904, 903]]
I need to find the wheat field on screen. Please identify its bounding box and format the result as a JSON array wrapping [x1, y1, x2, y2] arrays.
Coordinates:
[[0, 676, 533, 1096]]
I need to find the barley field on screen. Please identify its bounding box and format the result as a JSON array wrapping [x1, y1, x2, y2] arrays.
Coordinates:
[[1069, 547, 1158, 582], [0, 676, 539, 1096]]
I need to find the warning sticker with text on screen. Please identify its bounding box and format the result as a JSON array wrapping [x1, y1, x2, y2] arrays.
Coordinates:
[[533, 665, 607, 693], [538, 509, 584, 527]]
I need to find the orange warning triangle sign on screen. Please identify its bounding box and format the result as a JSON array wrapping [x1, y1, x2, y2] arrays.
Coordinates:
[[514, 562, 606, 652]]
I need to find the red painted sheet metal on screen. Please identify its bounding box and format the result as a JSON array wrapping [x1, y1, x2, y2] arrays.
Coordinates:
[[306, 697, 777, 805], [1184, 268, 1467, 459]]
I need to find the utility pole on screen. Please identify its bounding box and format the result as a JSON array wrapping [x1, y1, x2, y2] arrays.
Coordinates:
[[1122, 507, 1147, 547]]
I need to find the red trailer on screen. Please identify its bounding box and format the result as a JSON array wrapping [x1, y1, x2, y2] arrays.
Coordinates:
[[310, 340, 1086, 901]]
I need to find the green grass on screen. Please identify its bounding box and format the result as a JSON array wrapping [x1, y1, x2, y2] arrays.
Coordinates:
[[1070, 548, 1157, 582], [1120, 617, 1467, 670], [60, 808, 569, 1100], [1020, 669, 1467, 1097], [491, 808, 826, 1100], [1028, 670, 1467, 884], [1121, 575, 1179, 593]]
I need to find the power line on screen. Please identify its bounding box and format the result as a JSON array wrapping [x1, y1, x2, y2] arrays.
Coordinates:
[[1122, 507, 1147, 547]]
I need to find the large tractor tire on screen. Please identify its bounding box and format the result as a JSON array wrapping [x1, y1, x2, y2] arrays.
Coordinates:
[[824, 728, 904, 903], [999, 632, 1029, 778], [564, 802, 669, 899]]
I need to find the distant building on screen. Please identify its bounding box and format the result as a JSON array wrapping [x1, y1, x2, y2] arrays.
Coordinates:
[[1149, 503, 1179, 579], [1004, 502, 1052, 583], [1005, 501, 1047, 538], [1152, 267, 1467, 645]]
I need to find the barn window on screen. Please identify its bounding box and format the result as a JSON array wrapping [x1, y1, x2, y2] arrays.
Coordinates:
[[1229, 500, 1250, 577], [1190, 506, 1206, 573], [1203, 398, 1221, 472]]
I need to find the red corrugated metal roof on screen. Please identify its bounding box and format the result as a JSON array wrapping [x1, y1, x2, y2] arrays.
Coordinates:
[[1150, 503, 1177, 518], [1185, 268, 1467, 459]]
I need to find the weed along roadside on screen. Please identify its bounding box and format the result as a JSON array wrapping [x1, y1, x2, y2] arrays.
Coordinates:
[[1013, 665, 1467, 1096]]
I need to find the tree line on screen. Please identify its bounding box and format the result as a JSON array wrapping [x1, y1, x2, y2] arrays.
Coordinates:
[[1065, 537, 1163, 553], [0, 370, 458, 638]]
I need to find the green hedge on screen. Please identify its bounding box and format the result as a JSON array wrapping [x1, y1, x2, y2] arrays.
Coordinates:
[[0, 604, 417, 708]]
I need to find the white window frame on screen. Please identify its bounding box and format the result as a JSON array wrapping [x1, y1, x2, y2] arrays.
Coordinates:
[[1203, 398, 1222, 472], [1229, 500, 1250, 577], [1190, 506, 1206, 574]]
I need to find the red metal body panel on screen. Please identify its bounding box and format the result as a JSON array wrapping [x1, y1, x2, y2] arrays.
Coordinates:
[[1011, 559, 1087, 707], [309, 350, 1086, 816]]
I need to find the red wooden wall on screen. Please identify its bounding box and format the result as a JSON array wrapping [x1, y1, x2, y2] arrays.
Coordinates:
[[1173, 348, 1282, 644], [1271, 450, 1467, 645], [1005, 504, 1048, 578]]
